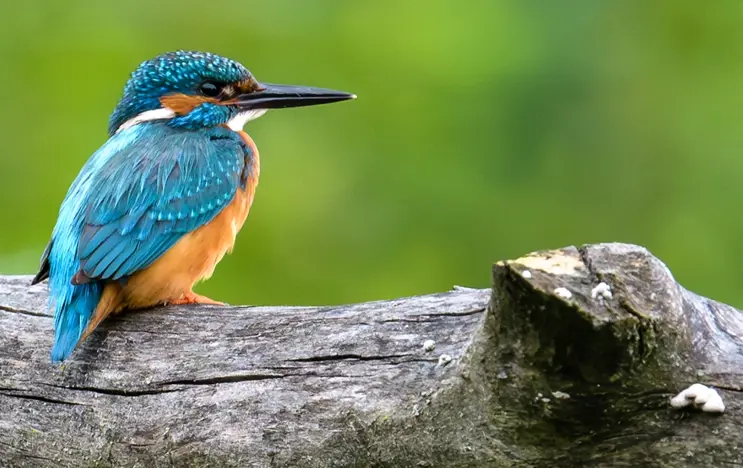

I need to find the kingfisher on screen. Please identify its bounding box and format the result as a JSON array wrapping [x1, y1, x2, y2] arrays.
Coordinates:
[[31, 50, 355, 362]]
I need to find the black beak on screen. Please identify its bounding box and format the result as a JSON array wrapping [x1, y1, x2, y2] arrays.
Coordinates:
[[236, 83, 356, 111]]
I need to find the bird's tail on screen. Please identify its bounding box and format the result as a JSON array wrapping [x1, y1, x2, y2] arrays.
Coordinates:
[[51, 282, 103, 362]]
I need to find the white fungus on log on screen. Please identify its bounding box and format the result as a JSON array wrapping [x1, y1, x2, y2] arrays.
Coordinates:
[[554, 287, 572, 299], [591, 282, 612, 300], [670, 383, 725, 413]]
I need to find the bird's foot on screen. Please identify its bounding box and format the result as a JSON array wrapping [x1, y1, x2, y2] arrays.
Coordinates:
[[169, 291, 225, 306]]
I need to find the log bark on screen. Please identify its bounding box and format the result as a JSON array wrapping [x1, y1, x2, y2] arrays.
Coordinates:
[[1, 242, 742, 467]]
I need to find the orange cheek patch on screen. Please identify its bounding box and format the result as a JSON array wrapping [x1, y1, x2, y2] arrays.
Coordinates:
[[160, 94, 220, 115]]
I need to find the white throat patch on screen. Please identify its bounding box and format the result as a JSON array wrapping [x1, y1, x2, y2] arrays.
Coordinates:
[[227, 110, 268, 131], [116, 108, 176, 134], [116, 108, 267, 134]]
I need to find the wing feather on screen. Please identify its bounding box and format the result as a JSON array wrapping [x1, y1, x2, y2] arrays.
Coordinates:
[[73, 123, 246, 283]]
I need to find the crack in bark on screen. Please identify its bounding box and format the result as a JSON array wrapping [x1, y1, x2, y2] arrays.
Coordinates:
[[287, 353, 410, 363], [616, 296, 652, 321], [369, 309, 485, 324], [0, 305, 49, 318], [20, 372, 341, 403], [415, 308, 486, 318], [710, 383, 743, 393], [158, 373, 291, 386], [128, 441, 157, 447], [43, 383, 184, 397], [0, 390, 86, 406], [577, 245, 600, 282], [40, 374, 295, 397], [110, 328, 188, 336], [371, 318, 439, 324]]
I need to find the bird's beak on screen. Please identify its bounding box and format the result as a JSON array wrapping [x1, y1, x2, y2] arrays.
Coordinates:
[[235, 83, 356, 111]]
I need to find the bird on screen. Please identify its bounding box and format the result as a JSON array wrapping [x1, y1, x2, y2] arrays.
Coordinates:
[[31, 50, 355, 362]]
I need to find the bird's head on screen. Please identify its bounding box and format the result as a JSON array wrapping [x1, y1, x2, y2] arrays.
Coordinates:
[[108, 50, 355, 135]]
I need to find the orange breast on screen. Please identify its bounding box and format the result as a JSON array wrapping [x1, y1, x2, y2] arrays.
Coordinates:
[[120, 130, 261, 309]]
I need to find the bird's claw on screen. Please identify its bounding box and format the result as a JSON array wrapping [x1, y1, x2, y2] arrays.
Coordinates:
[[169, 292, 225, 306]]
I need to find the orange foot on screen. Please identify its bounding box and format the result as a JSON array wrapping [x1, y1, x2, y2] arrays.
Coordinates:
[[169, 291, 225, 306]]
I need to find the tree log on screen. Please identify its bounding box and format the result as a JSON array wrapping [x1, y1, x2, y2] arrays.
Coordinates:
[[1, 243, 742, 467]]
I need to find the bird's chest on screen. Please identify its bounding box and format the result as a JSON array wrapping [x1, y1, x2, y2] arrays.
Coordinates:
[[233, 130, 260, 229], [210, 130, 260, 252], [170, 131, 260, 284]]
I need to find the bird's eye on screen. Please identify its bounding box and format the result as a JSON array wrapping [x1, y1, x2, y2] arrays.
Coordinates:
[[200, 82, 221, 97]]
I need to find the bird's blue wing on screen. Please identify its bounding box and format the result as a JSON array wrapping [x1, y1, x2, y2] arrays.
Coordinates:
[[73, 122, 247, 282]]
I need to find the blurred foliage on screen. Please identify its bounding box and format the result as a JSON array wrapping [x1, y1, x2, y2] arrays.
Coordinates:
[[2, 0, 743, 307]]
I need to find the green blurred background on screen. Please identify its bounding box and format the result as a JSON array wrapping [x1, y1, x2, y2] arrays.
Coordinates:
[[2, 0, 743, 307]]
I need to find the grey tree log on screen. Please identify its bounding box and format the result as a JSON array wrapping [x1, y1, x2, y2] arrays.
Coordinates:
[[1, 242, 742, 467]]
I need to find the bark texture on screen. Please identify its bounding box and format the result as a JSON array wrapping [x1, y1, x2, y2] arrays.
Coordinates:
[[1, 242, 741, 467]]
